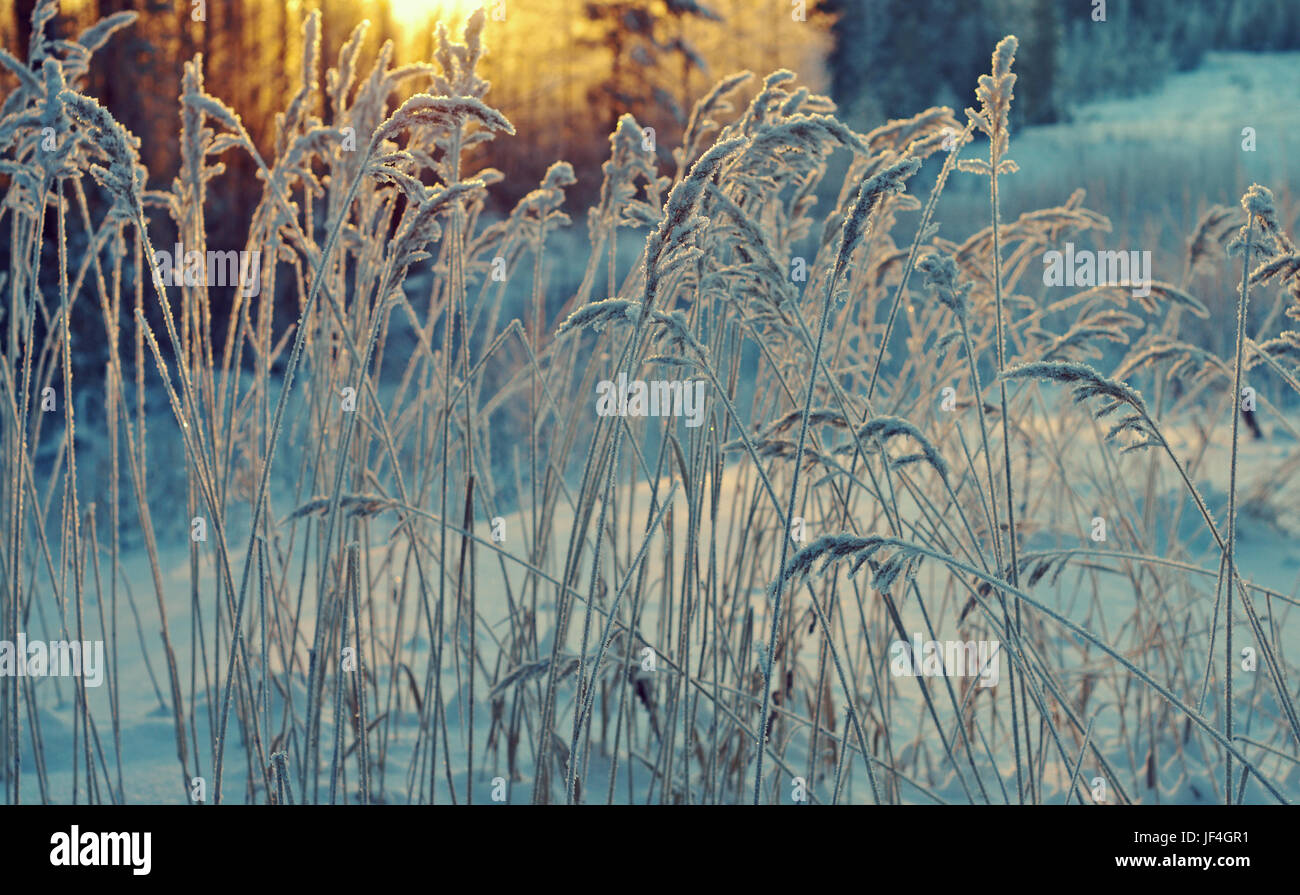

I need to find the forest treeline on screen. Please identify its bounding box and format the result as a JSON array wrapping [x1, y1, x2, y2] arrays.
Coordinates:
[[819, 0, 1300, 127], [1, 0, 827, 219], [6, 0, 1295, 225], [3, 0, 1296, 382]]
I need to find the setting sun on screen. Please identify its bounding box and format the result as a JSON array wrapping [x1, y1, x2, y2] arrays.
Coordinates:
[[385, 0, 485, 28]]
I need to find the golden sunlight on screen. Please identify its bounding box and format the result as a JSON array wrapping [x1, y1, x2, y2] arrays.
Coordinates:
[[385, 0, 483, 28]]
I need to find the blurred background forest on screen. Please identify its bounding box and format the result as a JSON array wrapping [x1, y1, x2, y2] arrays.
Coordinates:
[[5, 0, 1299, 219], [3, 0, 1299, 376]]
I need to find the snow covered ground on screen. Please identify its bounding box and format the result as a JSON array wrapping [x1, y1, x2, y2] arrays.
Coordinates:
[[17, 408, 1300, 804]]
